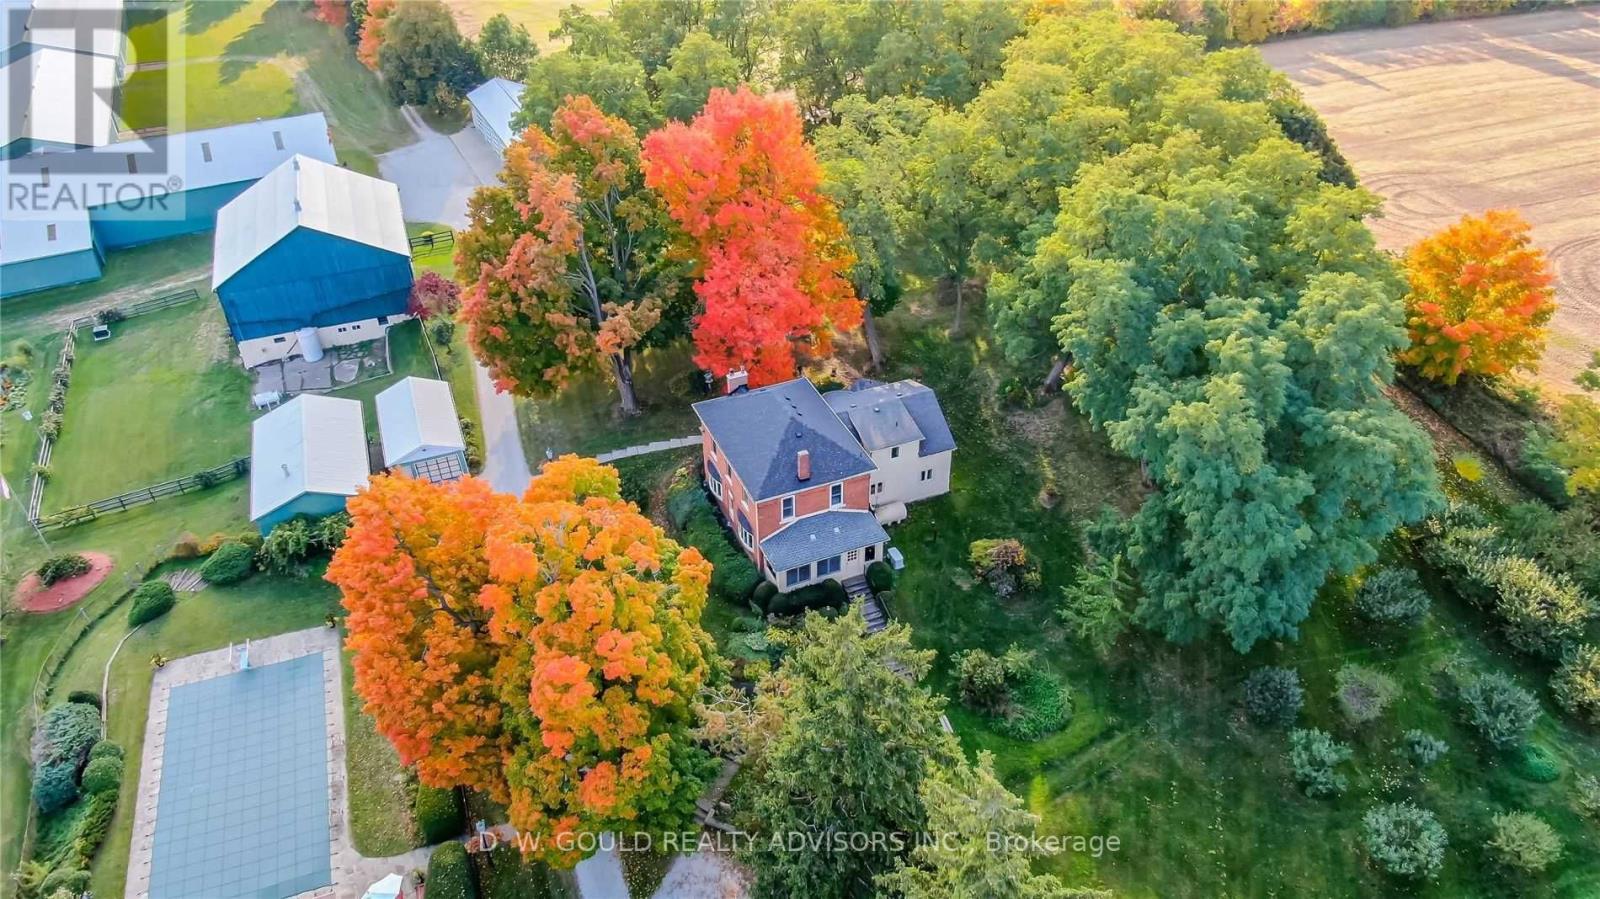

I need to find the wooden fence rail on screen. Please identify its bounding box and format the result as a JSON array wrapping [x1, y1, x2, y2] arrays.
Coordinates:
[[67, 287, 200, 331], [33, 456, 250, 530], [409, 229, 454, 257]]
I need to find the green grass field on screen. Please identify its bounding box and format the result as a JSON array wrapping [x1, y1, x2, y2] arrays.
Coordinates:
[[0, 235, 213, 339], [45, 302, 252, 510], [120, 60, 300, 131]]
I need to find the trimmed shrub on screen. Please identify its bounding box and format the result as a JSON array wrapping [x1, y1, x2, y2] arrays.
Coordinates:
[[89, 740, 123, 762], [1403, 730, 1448, 767], [31, 702, 101, 811], [66, 690, 101, 709], [426, 840, 478, 899], [81, 755, 123, 795], [1288, 728, 1351, 798], [766, 579, 847, 616], [38, 868, 90, 898], [1363, 802, 1447, 880], [415, 784, 464, 844], [128, 581, 177, 626], [31, 762, 79, 813], [73, 790, 117, 865], [1510, 743, 1561, 784], [1553, 643, 1600, 726], [751, 580, 779, 614], [1574, 774, 1600, 821], [968, 538, 1038, 598], [1486, 812, 1562, 874], [1335, 664, 1400, 726], [1243, 666, 1303, 728], [1458, 671, 1539, 750], [200, 540, 256, 585], [1488, 556, 1591, 659], [1354, 567, 1431, 626], [314, 511, 351, 550], [36, 553, 91, 586], [258, 518, 314, 573], [865, 561, 894, 594], [956, 648, 1012, 713], [427, 316, 456, 346]]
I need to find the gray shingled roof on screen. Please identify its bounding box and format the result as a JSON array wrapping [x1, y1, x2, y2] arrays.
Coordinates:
[[693, 379, 875, 501], [760, 510, 889, 572], [824, 379, 955, 457]]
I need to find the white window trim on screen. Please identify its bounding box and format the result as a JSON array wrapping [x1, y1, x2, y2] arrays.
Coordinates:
[[829, 483, 843, 507], [781, 496, 795, 521], [709, 475, 722, 500], [740, 524, 753, 548]]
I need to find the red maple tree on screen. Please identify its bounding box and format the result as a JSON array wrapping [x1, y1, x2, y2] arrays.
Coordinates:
[[641, 87, 860, 386]]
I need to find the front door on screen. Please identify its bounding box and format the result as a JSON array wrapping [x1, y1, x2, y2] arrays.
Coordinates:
[[865, 544, 876, 562]]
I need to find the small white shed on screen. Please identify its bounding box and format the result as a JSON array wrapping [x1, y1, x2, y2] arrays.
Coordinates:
[[249, 394, 370, 531], [466, 77, 525, 157], [375, 377, 467, 483]]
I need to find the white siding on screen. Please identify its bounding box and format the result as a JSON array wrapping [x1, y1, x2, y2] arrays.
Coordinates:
[[237, 316, 408, 366], [868, 446, 952, 507]]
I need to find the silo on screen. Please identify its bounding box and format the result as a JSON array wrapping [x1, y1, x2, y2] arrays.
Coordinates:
[[297, 326, 324, 362]]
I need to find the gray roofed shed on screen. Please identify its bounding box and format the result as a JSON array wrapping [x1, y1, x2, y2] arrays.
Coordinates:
[[760, 509, 889, 571], [693, 379, 874, 501]]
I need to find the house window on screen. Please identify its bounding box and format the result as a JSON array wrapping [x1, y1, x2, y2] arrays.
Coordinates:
[[846, 549, 859, 562], [411, 453, 465, 483], [126, 154, 138, 173], [272, 336, 288, 343], [865, 545, 876, 562], [711, 438, 719, 458], [891, 446, 900, 459], [337, 326, 348, 333], [45, 224, 56, 241], [920, 469, 933, 482], [740, 523, 753, 548], [781, 496, 795, 520], [273, 130, 285, 150], [785, 563, 811, 587], [709, 474, 722, 500], [830, 483, 843, 507], [201, 141, 212, 162], [377, 315, 389, 326], [817, 555, 841, 577]]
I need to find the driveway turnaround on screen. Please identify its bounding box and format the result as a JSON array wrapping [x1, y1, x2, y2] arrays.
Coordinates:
[[378, 109, 502, 229]]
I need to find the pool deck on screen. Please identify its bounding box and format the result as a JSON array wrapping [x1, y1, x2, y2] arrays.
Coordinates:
[[126, 627, 431, 899]]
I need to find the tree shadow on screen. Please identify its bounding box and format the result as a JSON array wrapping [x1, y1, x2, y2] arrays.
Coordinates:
[[213, 0, 297, 84], [181, 0, 247, 36]]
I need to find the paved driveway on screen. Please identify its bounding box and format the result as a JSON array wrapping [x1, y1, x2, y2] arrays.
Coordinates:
[[378, 108, 502, 229]]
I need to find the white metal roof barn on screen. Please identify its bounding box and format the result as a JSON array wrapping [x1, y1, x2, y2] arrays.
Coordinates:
[[249, 394, 370, 530]]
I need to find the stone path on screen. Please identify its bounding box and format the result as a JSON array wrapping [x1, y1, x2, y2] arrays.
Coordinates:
[[594, 436, 700, 464]]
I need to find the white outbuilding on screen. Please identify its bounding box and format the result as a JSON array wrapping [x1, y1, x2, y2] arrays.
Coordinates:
[[249, 394, 370, 531], [466, 77, 525, 157], [375, 377, 467, 483]]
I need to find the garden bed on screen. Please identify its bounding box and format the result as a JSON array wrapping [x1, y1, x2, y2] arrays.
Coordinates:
[[12, 553, 113, 613]]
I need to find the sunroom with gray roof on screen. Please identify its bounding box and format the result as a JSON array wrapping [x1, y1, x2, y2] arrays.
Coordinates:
[[692, 379, 874, 500]]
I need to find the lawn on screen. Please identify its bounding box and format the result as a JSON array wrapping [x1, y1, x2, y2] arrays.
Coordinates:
[[120, 0, 414, 158], [447, 0, 606, 44], [44, 301, 252, 511], [341, 649, 421, 856], [514, 341, 703, 458], [0, 234, 213, 339], [406, 221, 482, 447], [120, 59, 300, 131], [0, 483, 253, 889]]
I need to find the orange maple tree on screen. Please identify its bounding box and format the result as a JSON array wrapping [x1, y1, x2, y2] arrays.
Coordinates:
[[641, 86, 860, 386], [1400, 209, 1556, 384], [356, 0, 395, 69], [457, 96, 675, 416], [327, 459, 717, 866]]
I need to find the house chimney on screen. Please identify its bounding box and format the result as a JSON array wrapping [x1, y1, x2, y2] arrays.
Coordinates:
[[725, 369, 749, 394], [796, 449, 811, 481]]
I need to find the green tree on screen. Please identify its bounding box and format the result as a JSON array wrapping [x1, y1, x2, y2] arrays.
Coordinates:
[[743, 610, 958, 898], [813, 95, 933, 367], [656, 29, 741, 121], [863, 0, 1022, 108], [474, 12, 537, 81], [901, 109, 992, 334], [876, 753, 1090, 899], [516, 52, 656, 132], [377, 1, 481, 110]]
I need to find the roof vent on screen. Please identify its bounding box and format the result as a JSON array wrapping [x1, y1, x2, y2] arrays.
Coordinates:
[[281, 463, 290, 477], [796, 449, 811, 481]]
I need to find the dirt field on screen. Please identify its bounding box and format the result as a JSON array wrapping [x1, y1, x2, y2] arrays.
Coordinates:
[[1260, 8, 1600, 393]]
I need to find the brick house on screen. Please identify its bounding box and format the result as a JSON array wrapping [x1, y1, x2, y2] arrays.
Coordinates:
[[692, 375, 954, 591]]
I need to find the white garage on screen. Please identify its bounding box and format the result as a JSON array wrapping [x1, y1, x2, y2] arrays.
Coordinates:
[[466, 77, 525, 157]]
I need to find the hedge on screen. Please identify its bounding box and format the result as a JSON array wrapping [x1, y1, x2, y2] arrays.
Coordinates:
[[31, 702, 101, 812], [66, 690, 101, 709], [666, 479, 760, 604], [39, 868, 90, 898], [128, 580, 177, 626], [81, 755, 123, 795], [416, 784, 464, 844], [427, 840, 478, 899], [765, 579, 848, 616], [73, 790, 118, 866], [88, 740, 123, 762], [200, 540, 256, 585], [865, 560, 895, 594]]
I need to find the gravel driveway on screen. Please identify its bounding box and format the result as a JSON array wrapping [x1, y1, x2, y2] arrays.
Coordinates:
[[378, 108, 502, 229]]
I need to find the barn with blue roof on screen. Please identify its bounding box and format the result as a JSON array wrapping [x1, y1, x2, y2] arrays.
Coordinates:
[[212, 154, 413, 367]]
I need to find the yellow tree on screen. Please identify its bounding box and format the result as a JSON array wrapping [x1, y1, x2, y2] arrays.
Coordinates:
[[1400, 209, 1556, 385], [328, 459, 718, 867]]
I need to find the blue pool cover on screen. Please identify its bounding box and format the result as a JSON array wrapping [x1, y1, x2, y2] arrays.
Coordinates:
[[148, 653, 332, 899]]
